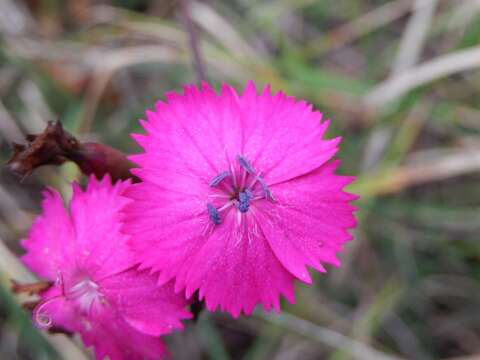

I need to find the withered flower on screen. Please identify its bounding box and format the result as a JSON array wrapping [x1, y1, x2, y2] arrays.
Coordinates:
[[7, 120, 137, 182]]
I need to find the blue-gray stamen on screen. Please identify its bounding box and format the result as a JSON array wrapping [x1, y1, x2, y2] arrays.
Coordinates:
[[238, 189, 253, 203], [237, 155, 256, 174], [209, 171, 230, 187], [237, 190, 253, 213], [257, 176, 274, 201], [207, 203, 221, 224]]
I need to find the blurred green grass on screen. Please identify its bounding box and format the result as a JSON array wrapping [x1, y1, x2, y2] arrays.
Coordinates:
[[1, 0, 480, 359]]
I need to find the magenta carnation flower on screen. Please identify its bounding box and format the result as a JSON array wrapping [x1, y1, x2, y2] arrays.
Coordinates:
[[21, 176, 191, 360], [124, 82, 357, 317]]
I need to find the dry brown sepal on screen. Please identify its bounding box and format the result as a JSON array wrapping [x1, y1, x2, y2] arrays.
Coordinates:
[[7, 120, 138, 182]]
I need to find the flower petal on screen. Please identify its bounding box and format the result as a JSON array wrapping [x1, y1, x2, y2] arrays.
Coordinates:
[[184, 212, 295, 317], [255, 161, 357, 281], [123, 182, 210, 287], [79, 309, 167, 360], [69, 176, 134, 278], [131, 83, 244, 188], [240, 81, 339, 185], [99, 268, 191, 336], [21, 189, 75, 280]]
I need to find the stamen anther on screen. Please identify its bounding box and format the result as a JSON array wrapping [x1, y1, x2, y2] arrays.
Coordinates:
[[237, 190, 253, 213], [209, 171, 230, 187], [237, 155, 256, 174], [257, 176, 275, 201], [207, 203, 222, 224]]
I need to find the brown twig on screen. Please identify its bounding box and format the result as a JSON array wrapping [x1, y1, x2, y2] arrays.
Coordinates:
[[365, 45, 480, 107], [305, 0, 413, 57], [258, 312, 404, 360], [392, 0, 438, 75], [352, 147, 480, 197], [178, 0, 208, 82]]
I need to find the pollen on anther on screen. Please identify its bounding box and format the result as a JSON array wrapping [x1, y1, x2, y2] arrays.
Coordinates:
[[237, 190, 252, 213], [209, 171, 230, 187], [257, 176, 274, 201], [237, 155, 256, 174], [207, 203, 222, 224]]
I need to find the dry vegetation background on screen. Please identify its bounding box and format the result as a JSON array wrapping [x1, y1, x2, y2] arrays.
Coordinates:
[[0, 0, 480, 359]]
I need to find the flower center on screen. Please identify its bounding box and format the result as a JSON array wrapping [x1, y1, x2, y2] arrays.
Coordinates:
[[66, 277, 106, 314], [207, 155, 274, 225], [32, 273, 107, 329]]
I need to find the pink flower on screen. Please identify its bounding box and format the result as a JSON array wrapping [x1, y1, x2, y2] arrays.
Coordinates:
[[21, 176, 191, 360], [124, 82, 358, 317]]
